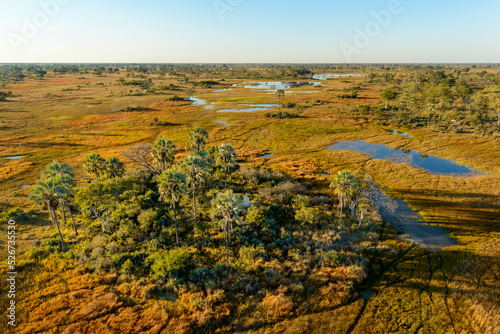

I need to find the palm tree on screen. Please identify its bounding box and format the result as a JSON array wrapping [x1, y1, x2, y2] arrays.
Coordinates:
[[276, 89, 285, 113], [41, 161, 78, 235], [181, 153, 207, 225], [187, 127, 209, 152], [407, 98, 417, 125], [206, 145, 218, 187], [151, 137, 176, 173], [83, 153, 106, 180], [397, 94, 408, 123], [29, 174, 72, 251], [104, 157, 124, 214], [495, 99, 500, 129], [41, 160, 74, 180], [210, 190, 246, 270], [330, 171, 356, 230], [356, 198, 372, 227], [216, 144, 237, 190], [425, 103, 436, 128], [105, 156, 124, 179], [193, 150, 210, 197], [157, 169, 187, 247]]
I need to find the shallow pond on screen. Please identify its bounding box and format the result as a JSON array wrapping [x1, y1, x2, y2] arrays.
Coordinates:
[[214, 119, 230, 126], [312, 74, 363, 80], [258, 151, 272, 158], [370, 187, 457, 251], [189, 96, 206, 105], [327, 140, 483, 176], [212, 88, 233, 93], [4, 156, 26, 159], [189, 97, 218, 110], [216, 104, 278, 113], [393, 130, 412, 138], [243, 81, 321, 90]]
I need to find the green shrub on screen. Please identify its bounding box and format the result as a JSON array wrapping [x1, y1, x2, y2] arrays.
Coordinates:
[[338, 92, 358, 99], [0, 207, 30, 222], [189, 267, 217, 283], [148, 248, 194, 280], [245, 206, 266, 225], [166, 95, 189, 101], [235, 246, 266, 271], [120, 259, 135, 276], [322, 251, 346, 265], [138, 208, 157, 233], [294, 206, 322, 226]]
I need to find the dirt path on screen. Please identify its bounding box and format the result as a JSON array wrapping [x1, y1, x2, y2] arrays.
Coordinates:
[[370, 187, 458, 251]]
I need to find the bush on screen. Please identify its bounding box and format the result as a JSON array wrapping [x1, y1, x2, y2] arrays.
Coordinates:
[[235, 246, 266, 270], [148, 248, 194, 280], [322, 251, 344, 265], [357, 105, 371, 115], [89, 246, 113, 272], [294, 206, 322, 226], [266, 111, 300, 119], [239, 166, 284, 184], [189, 267, 217, 283], [115, 219, 140, 241], [120, 259, 135, 276], [261, 292, 294, 319], [137, 208, 157, 234], [0, 207, 30, 222], [259, 181, 306, 205], [194, 80, 220, 87], [338, 92, 358, 99], [166, 95, 189, 101], [245, 206, 266, 225], [121, 106, 151, 112]]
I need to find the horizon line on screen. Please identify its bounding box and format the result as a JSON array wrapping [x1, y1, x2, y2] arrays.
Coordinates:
[[1, 62, 500, 66]]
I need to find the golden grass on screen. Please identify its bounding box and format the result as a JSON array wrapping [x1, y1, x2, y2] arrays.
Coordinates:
[[1, 71, 499, 333]]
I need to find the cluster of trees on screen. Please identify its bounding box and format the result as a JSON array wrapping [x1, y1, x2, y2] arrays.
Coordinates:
[[3, 63, 500, 85], [266, 90, 304, 118], [30, 127, 378, 277], [329, 171, 374, 230], [25, 128, 388, 327], [29, 161, 78, 251], [30, 128, 248, 269], [367, 69, 500, 134], [0, 91, 13, 101]]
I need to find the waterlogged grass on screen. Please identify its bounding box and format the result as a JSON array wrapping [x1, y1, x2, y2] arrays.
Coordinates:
[[217, 96, 269, 103], [1, 71, 499, 333]]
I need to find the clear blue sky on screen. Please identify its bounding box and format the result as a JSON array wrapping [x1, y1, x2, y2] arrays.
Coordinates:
[[0, 0, 499, 63]]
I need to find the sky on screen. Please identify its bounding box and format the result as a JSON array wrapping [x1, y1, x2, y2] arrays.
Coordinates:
[[0, 0, 499, 63]]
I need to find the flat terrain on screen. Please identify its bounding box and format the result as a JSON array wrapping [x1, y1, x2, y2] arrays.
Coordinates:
[[1, 66, 500, 333]]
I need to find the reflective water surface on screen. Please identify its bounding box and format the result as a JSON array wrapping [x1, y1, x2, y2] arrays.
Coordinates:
[[327, 140, 483, 176]]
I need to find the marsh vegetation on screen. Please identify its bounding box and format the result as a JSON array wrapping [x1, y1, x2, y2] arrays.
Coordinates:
[[1, 63, 499, 333]]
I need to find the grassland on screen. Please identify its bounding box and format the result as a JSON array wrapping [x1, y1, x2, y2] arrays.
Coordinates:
[[1, 65, 499, 333]]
